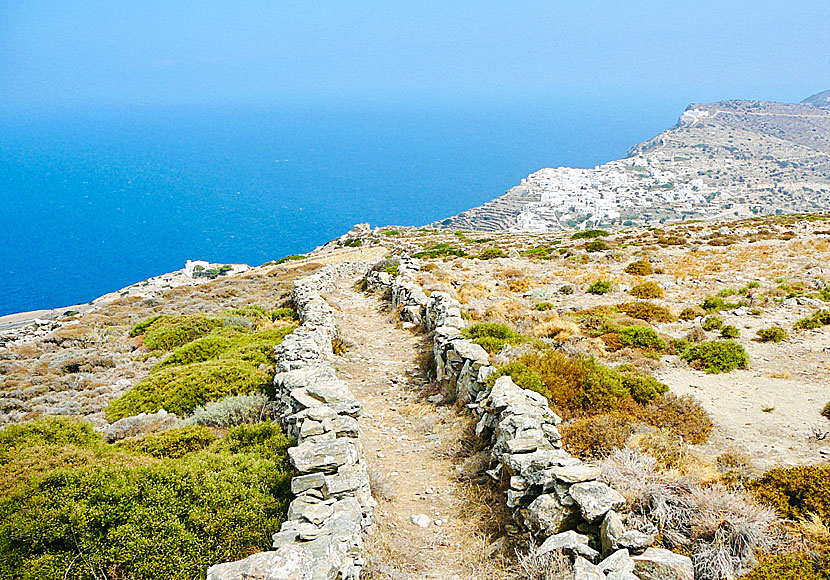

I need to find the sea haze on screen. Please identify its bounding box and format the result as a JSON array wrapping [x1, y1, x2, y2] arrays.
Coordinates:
[[0, 97, 679, 315]]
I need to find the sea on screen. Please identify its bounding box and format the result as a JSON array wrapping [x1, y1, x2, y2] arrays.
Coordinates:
[[0, 97, 681, 316]]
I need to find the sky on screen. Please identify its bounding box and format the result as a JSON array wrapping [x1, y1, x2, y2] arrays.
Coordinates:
[[1, 1, 828, 109]]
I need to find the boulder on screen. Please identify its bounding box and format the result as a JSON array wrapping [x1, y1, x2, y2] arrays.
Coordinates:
[[569, 481, 626, 521], [598, 549, 635, 575], [632, 548, 694, 580], [573, 556, 605, 580], [538, 530, 599, 560], [206, 545, 313, 580], [524, 494, 579, 535]]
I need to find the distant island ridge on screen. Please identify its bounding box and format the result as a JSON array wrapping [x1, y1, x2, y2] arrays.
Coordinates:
[[437, 90, 830, 232]]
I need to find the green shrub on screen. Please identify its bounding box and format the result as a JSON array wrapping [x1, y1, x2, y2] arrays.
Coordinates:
[[751, 465, 830, 524], [107, 359, 269, 420], [822, 402, 830, 421], [342, 238, 363, 247], [742, 554, 828, 580], [720, 325, 740, 338], [681, 340, 749, 373], [492, 352, 667, 417], [156, 334, 238, 369], [624, 260, 653, 276], [585, 240, 608, 252], [616, 326, 667, 351], [755, 327, 787, 343], [535, 302, 555, 311], [616, 301, 676, 323], [701, 315, 724, 331], [642, 393, 712, 444], [270, 307, 299, 321], [700, 295, 743, 312], [142, 315, 224, 351], [629, 281, 665, 299], [274, 254, 305, 264], [117, 425, 217, 459], [562, 414, 634, 458], [413, 243, 467, 259], [478, 248, 508, 260], [461, 323, 524, 353], [795, 310, 830, 330], [588, 280, 614, 295], [130, 314, 167, 337], [0, 419, 293, 580], [571, 229, 610, 239], [679, 306, 706, 320]]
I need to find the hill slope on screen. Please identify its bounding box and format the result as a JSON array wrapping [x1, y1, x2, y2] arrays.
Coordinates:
[[437, 92, 830, 232]]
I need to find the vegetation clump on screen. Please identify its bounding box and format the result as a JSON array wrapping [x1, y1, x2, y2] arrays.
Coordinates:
[[701, 315, 724, 331], [461, 322, 524, 353], [756, 327, 788, 342], [751, 465, 830, 524], [624, 259, 653, 276], [0, 418, 293, 580], [587, 280, 614, 295], [571, 229, 610, 239], [700, 295, 744, 312], [478, 248, 507, 260], [413, 243, 467, 259], [794, 310, 830, 330], [720, 324, 741, 338], [629, 281, 665, 299], [616, 301, 676, 323], [615, 325, 667, 351], [585, 239, 608, 252], [136, 315, 225, 351], [681, 340, 749, 373], [679, 306, 706, 320]]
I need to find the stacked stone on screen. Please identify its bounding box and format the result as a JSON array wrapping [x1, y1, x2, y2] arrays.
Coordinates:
[[369, 260, 693, 580], [208, 261, 377, 580]]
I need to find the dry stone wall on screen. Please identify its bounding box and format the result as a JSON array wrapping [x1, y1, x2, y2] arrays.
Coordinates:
[[367, 260, 693, 579], [208, 261, 376, 580]]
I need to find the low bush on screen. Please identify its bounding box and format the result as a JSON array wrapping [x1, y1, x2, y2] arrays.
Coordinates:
[[562, 414, 634, 458], [629, 282, 665, 299], [679, 306, 706, 321], [535, 302, 555, 311], [141, 315, 225, 351], [0, 419, 293, 580], [616, 301, 676, 323], [822, 402, 830, 421], [750, 465, 830, 524], [700, 295, 743, 312], [571, 229, 610, 239], [108, 359, 270, 420], [616, 325, 667, 351], [478, 248, 507, 260], [585, 239, 608, 252], [701, 315, 723, 331], [681, 340, 749, 373], [413, 243, 467, 259], [270, 307, 299, 321], [461, 322, 524, 353], [188, 393, 273, 428], [624, 259, 653, 276], [742, 554, 829, 580], [642, 393, 713, 444], [588, 280, 614, 295], [117, 425, 217, 459], [756, 327, 788, 342], [274, 254, 305, 264], [720, 325, 740, 338], [795, 310, 830, 330], [560, 284, 575, 295], [156, 334, 238, 369], [532, 319, 580, 341]]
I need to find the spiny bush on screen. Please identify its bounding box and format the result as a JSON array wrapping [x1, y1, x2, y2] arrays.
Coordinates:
[[532, 319, 580, 341], [156, 334, 238, 369], [461, 322, 524, 353], [616, 325, 667, 351], [571, 229, 610, 239], [478, 248, 507, 260], [679, 306, 706, 321], [585, 239, 608, 252], [561, 414, 634, 458], [681, 340, 749, 373], [629, 281, 665, 299], [0, 419, 293, 580], [750, 465, 830, 524], [116, 425, 217, 459], [413, 243, 467, 259], [140, 315, 224, 351], [643, 393, 713, 444], [535, 302, 555, 311], [700, 295, 743, 312], [588, 280, 614, 295], [701, 315, 723, 331], [188, 393, 273, 428], [756, 327, 788, 342], [795, 310, 830, 330], [624, 259, 653, 276], [616, 301, 676, 323], [720, 325, 740, 339], [270, 307, 299, 321], [491, 352, 667, 417], [742, 554, 829, 580]]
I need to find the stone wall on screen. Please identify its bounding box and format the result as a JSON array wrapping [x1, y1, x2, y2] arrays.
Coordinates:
[[208, 261, 376, 580], [367, 261, 692, 579]]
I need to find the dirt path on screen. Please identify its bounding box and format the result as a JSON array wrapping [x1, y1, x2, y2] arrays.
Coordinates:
[[324, 284, 511, 580]]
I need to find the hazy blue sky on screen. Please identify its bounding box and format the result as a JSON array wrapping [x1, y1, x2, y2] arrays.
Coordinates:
[[1, 1, 828, 108]]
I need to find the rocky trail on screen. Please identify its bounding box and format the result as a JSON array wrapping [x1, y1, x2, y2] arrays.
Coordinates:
[[324, 284, 510, 580]]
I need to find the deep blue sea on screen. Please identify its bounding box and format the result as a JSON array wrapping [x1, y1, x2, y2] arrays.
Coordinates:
[[0, 97, 680, 315]]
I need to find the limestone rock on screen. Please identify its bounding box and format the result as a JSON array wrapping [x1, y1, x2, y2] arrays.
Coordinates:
[[573, 556, 605, 580], [632, 548, 694, 580], [569, 481, 626, 521], [206, 545, 313, 580], [524, 493, 579, 535], [601, 510, 625, 554], [538, 530, 600, 560], [288, 439, 359, 474], [598, 549, 635, 575], [410, 514, 431, 528]]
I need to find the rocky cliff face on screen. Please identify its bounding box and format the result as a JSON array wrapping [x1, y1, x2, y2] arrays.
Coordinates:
[[436, 92, 830, 232]]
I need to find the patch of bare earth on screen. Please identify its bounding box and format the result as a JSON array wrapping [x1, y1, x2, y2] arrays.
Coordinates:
[[324, 284, 515, 580]]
